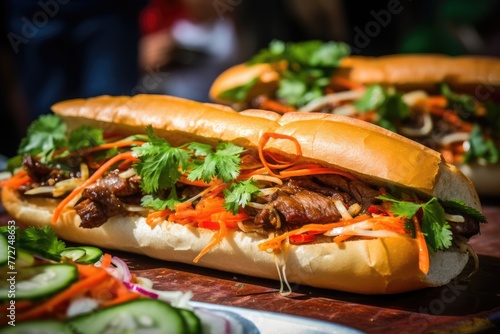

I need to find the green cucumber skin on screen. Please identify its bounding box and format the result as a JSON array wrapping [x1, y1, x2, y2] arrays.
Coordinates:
[[68, 299, 188, 334], [0, 264, 78, 301], [75, 246, 103, 264], [0, 320, 68, 334]]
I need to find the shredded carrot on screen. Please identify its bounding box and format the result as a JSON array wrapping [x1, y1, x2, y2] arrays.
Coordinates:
[[146, 209, 173, 228], [330, 76, 365, 91], [258, 132, 302, 177], [100, 253, 113, 268], [193, 219, 228, 263], [258, 215, 371, 251], [101, 291, 140, 307], [179, 175, 213, 187], [413, 216, 430, 274], [333, 234, 355, 244], [0, 170, 32, 188], [254, 96, 297, 114], [289, 233, 317, 244], [52, 151, 138, 224], [424, 96, 447, 108], [79, 141, 146, 154], [279, 167, 356, 180], [17, 265, 109, 321]]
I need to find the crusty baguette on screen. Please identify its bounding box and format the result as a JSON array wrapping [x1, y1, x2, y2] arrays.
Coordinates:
[[2, 94, 480, 294], [52, 94, 480, 209], [2, 186, 469, 294], [209, 54, 500, 104]]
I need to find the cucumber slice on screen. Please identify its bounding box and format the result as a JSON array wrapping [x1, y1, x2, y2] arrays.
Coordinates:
[[0, 320, 67, 333], [68, 299, 188, 334], [0, 264, 78, 301], [0, 234, 7, 266], [16, 249, 35, 268], [75, 246, 103, 264], [60, 247, 86, 262], [177, 308, 202, 334]]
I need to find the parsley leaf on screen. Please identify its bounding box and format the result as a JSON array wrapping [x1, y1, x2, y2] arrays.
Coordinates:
[[18, 114, 67, 162], [355, 85, 410, 131], [188, 142, 244, 183], [223, 178, 260, 214], [133, 126, 190, 193]]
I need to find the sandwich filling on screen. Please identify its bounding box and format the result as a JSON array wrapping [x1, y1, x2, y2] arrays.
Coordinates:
[[1, 114, 486, 275]]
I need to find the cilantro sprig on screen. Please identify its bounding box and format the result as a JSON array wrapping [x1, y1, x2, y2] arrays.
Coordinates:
[[354, 85, 410, 131], [223, 40, 350, 106], [0, 226, 66, 261], [7, 115, 105, 172], [133, 126, 249, 212], [376, 195, 486, 253], [440, 83, 476, 119], [223, 178, 260, 214]]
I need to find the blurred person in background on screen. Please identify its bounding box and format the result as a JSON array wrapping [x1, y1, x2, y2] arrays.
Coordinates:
[[138, 0, 243, 101], [6, 0, 147, 123]]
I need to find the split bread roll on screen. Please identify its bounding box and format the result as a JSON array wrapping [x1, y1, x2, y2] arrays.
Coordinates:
[[210, 54, 500, 104], [2, 94, 483, 294], [209, 53, 500, 196]]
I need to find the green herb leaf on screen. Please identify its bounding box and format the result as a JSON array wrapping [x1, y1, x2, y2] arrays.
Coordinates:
[[376, 194, 421, 217], [376, 195, 453, 253], [421, 198, 452, 252], [246, 40, 350, 107], [440, 83, 476, 119], [485, 101, 500, 137], [133, 126, 190, 193], [67, 125, 105, 151], [355, 85, 410, 131], [141, 188, 180, 211], [219, 78, 258, 102], [441, 200, 487, 223], [354, 85, 386, 111], [223, 178, 260, 214], [188, 142, 244, 183], [18, 114, 67, 162], [464, 124, 499, 164], [17, 226, 66, 261]]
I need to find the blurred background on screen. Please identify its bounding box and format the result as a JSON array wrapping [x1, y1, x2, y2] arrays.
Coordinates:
[[2, 0, 500, 159]]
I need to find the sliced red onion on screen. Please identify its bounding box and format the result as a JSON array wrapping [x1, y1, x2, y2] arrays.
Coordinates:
[[123, 281, 191, 307], [111, 256, 132, 283]]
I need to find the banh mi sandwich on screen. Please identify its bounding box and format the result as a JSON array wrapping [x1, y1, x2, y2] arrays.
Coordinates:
[[209, 40, 500, 195], [0, 94, 487, 295]]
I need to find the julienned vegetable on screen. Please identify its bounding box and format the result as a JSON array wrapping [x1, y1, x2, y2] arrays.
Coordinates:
[[212, 41, 500, 167], [0, 227, 203, 332], [0, 94, 487, 294], [1, 113, 486, 276]]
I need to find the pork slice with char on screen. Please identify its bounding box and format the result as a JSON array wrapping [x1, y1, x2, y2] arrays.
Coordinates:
[[100, 170, 141, 197], [273, 189, 342, 226], [74, 199, 108, 228], [81, 184, 124, 216]]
